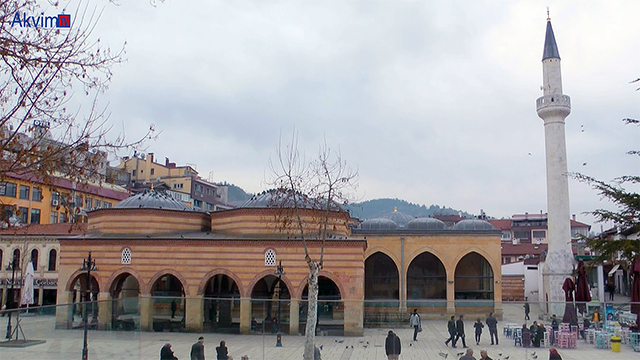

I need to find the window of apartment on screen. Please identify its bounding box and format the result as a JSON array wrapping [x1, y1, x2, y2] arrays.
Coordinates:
[[206, 203, 215, 211], [18, 206, 28, 223], [13, 249, 20, 268], [50, 211, 58, 224], [48, 249, 57, 271], [60, 212, 67, 223], [132, 170, 136, 176], [501, 232, 511, 241], [205, 188, 210, 195], [19, 185, 30, 200], [193, 199, 202, 208], [51, 192, 60, 206], [60, 193, 69, 206], [532, 230, 546, 238], [150, 168, 155, 175], [85, 198, 93, 209], [513, 231, 531, 239], [103, 201, 111, 208], [31, 249, 38, 270], [173, 183, 183, 189], [74, 195, 82, 208], [0, 182, 17, 197], [32, 187, 42, 201], [30, 209, 41, 224]]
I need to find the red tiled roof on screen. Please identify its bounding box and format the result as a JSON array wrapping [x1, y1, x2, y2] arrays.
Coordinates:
[[570, 219, 591, 229], [488, 219, 511, 230], [0, 223, 87, 236], [501, 242, 548, 256]]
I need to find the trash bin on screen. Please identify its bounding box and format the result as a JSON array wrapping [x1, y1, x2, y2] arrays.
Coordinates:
[[611, 335, 621, 352]]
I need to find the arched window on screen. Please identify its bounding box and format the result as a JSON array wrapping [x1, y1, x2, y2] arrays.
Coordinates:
[[31, 249, 38, 270], [121, 248, 132, 265], [48, 249, 57, 271], [12, 249, 20, 268], [264, 249, 276, 266]]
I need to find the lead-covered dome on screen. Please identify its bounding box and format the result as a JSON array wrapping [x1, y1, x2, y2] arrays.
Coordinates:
[[381, 208, 414, 228], [360, 218, 398, 230], [114, 190, 196, 211], [241, 189, 343, 211], [452, 219, 496, 231], [407, 217, 447, 230]]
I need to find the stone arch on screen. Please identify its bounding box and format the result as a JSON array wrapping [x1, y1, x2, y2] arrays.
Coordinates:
[[296, 270, 345, 301], [148, 269, 189, 297], [106, 268, 144, 295], [454, 251, 494, 300], [406, 250, 447, 300], [65, 269, 103, 292], [247, 269, 295, 299], [364, 246, 400, 270], [365, 251, 400, 301], [197, 269, 244, 297], [453, 247, 499, 280]]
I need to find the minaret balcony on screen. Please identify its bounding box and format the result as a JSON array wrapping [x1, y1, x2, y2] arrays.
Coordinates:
[[536, 94, 571, 118]]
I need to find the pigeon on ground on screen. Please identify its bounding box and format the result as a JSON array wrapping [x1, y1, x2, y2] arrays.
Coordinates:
[[532, 355, 538, 359], [438, 352, 449, 358], [457, 352, 464, 357], [320, 345, 323, 350], [504, 356, 509, 360]]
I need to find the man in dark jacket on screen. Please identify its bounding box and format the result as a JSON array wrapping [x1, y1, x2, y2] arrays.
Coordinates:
[[455, 314, 467, 348], [385, 330, 401, 360], [445, 315, 457, 347], [160, 343, 178, 360], [191, 336, 205, 360], [486, 312, 498, 345]]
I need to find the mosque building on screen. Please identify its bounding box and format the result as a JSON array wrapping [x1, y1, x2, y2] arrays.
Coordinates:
[[55, 190, 501, 336]]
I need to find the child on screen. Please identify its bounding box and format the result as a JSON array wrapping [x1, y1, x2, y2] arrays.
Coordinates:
[[474, 318, 484, 345]]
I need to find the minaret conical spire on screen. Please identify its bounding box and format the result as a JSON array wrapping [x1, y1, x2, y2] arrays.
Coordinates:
[[542, 19, 560, 60]]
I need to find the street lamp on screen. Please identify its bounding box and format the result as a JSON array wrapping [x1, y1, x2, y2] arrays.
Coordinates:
[[274, 260, 285, 347], [4, 253, 19, 340], [80, 251, 96, 360]]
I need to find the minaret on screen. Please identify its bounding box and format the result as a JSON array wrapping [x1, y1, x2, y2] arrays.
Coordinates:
[[536, 13, 574, 315]]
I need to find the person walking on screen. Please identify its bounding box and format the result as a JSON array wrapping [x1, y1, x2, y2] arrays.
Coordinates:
[[171, 300, 177, 319], [160, 343, 178, 360], [191, 336, 205, 360], [445, 315, 457, 347], [608, 282, 615, 301], [485, 312, 498, 345], [314, 345, 322, 360], [474, 318, 484, 345], [409, 309, 421, 341], [385, 330, 401, 360], [524, 298, 530, 320], [479, 349, 493, 360], [460, 348, 476, 360], [455, 314, 467, 348], [216, 341, 233, 360]]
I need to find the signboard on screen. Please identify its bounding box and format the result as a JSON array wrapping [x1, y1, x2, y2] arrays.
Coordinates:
[[1, 278, 57, 287]]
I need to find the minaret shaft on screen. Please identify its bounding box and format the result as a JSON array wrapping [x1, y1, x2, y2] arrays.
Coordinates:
[[536, 18, 573, 314]]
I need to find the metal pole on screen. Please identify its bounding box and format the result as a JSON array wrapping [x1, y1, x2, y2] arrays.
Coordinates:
[[275, 261, 284, 347], [81, 251, 94, 360], [5, 254, 17, 340]]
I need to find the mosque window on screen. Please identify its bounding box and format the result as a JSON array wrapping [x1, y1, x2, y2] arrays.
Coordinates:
[[121, 248, 132, 265], [265, 249, 276, 266]]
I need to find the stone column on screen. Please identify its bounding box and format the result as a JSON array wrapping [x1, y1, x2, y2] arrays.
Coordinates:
[[55, 290, 74, 329], [38, 285, 44, 306], [446, 270, 455, 314], [139, 296, 154, 332], [343, 300, 363, 336], [185, 297, 203, 332], [239, 298, 251, 334], [289, 299, 299, 335], [97, 292, 111, 330]]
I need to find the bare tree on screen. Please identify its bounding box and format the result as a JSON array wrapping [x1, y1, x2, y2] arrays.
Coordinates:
[[0, 1, 155, 223], [268, 132, 358, 360]]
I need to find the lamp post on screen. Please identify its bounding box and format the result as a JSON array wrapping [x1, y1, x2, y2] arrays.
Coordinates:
[[274, 260, 285, 347], [4, 253, 18, 340], [80, 251, 96, 360]]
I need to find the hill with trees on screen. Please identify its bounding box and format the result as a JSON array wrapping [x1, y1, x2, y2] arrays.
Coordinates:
[[346, 198, 474, 220]]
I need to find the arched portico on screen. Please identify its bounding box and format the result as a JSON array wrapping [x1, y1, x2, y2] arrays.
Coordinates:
[[149, 274, 185, 332], [250, 274, 291, 334], [109, 272, 140, 331], [407, 251, 446, 309], [202, 273, 241, 333], [301, 276, 344, 336], [454, 251, 495, 314]]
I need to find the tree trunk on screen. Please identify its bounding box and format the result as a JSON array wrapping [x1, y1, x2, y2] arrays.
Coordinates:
[[303, 261, 320, 360]]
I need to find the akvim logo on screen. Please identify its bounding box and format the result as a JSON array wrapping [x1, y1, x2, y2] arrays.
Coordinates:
[[11, 13, 71, 28]]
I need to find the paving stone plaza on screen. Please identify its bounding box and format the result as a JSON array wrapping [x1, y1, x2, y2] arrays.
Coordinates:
[[1, 300, 637, 360]]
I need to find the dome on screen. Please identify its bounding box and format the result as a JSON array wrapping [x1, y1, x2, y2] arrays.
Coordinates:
[[380, 207, 414, 227], [241, 189, 343, 211], [360, 218, 398, 230], [406, 217, 447, 231], [452, 219, 496, 231], [113, 190, 196, 211]]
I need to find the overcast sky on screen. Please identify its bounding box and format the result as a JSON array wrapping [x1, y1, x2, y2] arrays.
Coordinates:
[[62, 1, 640, 227]]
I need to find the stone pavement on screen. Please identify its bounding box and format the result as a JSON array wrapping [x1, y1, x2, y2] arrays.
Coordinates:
[[0, 302, 636, 360]]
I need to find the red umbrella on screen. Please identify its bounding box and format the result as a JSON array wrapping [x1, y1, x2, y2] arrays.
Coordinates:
[[631, 256, 640, 326], [562, 277, 576, 323], [575, 260, 592, 314]]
